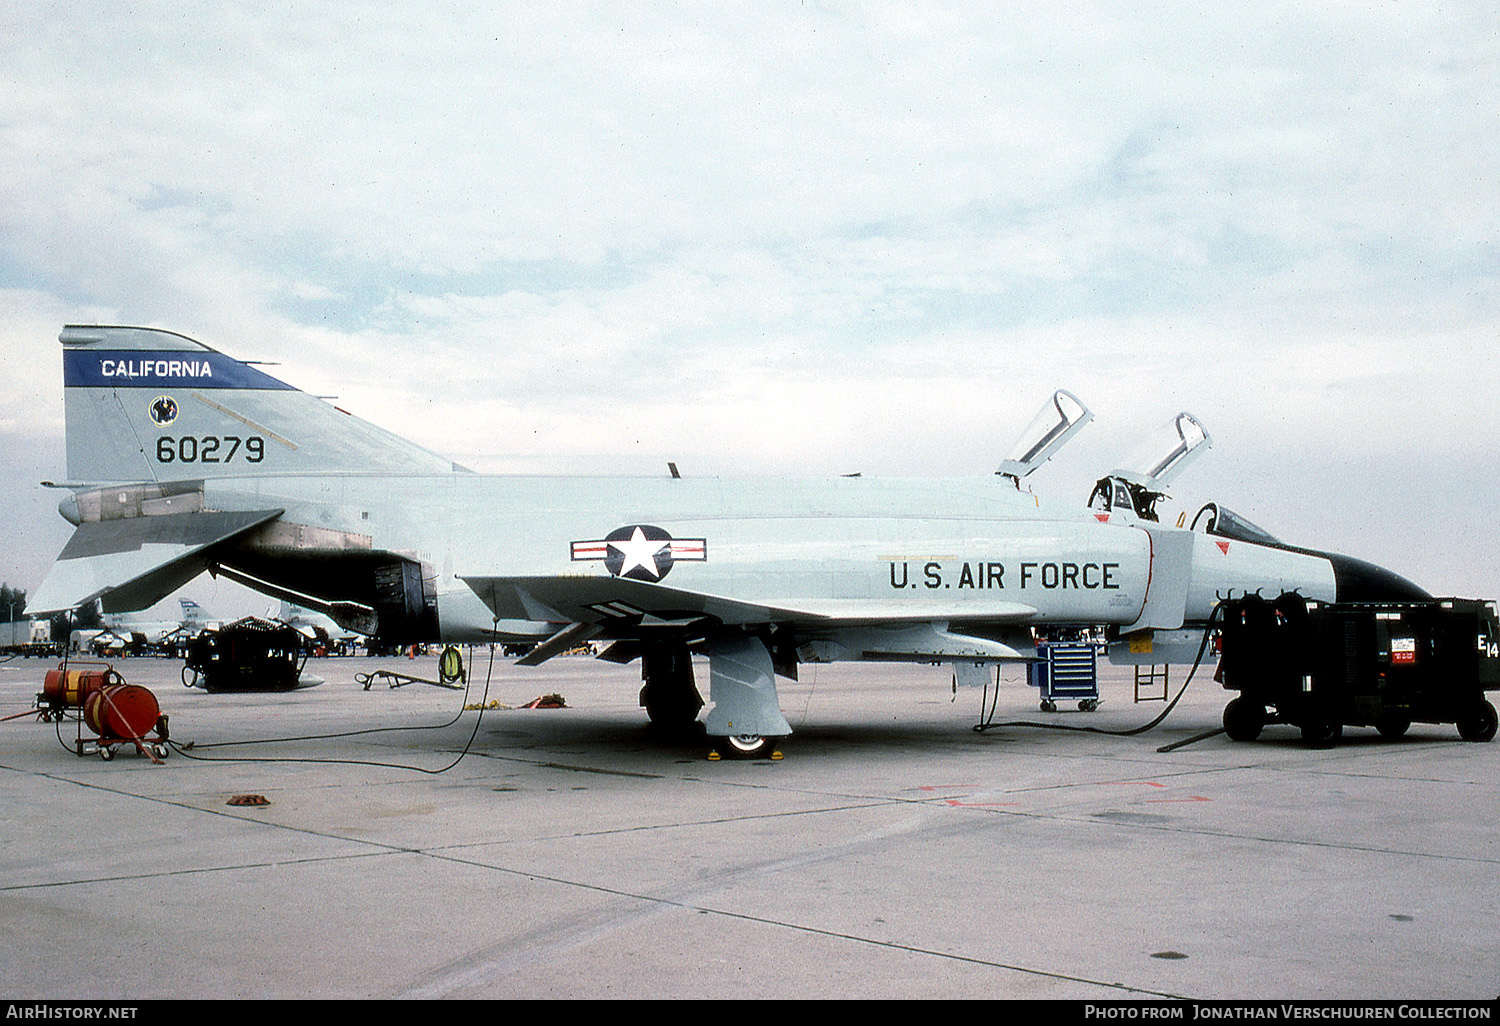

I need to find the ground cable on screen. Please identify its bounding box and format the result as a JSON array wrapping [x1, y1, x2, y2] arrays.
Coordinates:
[[973, 605, 1223, 748], [164, 641, 500, 774]]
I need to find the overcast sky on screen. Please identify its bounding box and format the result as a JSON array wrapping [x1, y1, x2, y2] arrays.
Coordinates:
[[1, 2, 1496, 616]]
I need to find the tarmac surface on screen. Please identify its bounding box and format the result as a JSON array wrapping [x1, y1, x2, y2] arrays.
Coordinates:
[[1, 650, 1496, 1001]]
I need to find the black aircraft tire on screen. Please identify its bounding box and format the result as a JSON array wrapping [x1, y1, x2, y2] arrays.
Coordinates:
[[644, 696, 699, 731], [643, 685, 707, 738], [1456, 700, 1498, 743], [639, 646, 704, 734], [1223, 698, 1265, 743]]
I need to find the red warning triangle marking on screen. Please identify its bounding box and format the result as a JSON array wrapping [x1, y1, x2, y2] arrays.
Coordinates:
[[1216, 540, 1231, 555], [1095, 513, 1110, 523]]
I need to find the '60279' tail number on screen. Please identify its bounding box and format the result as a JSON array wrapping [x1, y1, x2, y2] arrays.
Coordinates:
[[155, 435, 264, 463]]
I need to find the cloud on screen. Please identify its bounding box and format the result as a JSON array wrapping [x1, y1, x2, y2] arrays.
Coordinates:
[[1, 3, 1497, 595]]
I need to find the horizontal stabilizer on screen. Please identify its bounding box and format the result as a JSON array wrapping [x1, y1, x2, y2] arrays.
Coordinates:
[[27, 509, 282, 614]]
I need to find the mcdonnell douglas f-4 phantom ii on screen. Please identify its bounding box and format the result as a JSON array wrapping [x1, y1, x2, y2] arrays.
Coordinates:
[[28, 325, 1428, 756]]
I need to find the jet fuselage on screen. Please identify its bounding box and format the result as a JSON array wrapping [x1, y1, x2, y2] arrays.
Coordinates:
[[177, 471, 1338, 644]]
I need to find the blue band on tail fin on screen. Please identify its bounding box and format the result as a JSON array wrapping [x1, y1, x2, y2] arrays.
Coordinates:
[[64, 350, 297, 390]]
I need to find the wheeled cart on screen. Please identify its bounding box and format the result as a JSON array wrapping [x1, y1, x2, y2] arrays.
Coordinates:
[[1028, 641, 1101, 712], [34, 662, 170, 762], [1216, 593, 1500, 746]]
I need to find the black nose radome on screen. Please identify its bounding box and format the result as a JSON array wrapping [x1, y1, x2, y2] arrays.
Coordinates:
[[1324, 551, 1430, 603]]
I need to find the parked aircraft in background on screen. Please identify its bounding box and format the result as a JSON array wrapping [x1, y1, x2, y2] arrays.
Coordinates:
[[277, 601, 364, 652], [176, 598, 219, 632], [29, 326, 1426, 755], [81, 596, 220, 654]]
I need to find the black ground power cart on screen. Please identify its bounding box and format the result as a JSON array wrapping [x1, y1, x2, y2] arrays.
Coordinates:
[[1215, 593, 1499, 746]]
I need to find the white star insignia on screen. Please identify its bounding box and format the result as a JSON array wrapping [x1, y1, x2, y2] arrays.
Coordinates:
[[611, 526, 667, 580]]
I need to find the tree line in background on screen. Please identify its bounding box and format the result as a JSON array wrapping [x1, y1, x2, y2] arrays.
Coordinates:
[[1, 582, 26, 621], [1, 583, 103, 638]]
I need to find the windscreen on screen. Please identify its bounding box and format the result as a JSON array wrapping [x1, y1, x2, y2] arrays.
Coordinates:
[[1190, 503, 1282, 546]]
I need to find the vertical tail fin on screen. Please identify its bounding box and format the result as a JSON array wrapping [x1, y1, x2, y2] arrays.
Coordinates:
[[60, 325, 465, 484]]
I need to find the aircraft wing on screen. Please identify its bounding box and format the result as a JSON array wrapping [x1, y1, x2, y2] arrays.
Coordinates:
[[458, 574, 1038, 632], [27, 509, 283, 615], [461, 574, 1040, 669]]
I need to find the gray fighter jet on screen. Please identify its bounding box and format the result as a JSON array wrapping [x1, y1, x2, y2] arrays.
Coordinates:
[[29, 326, 1426, 756]]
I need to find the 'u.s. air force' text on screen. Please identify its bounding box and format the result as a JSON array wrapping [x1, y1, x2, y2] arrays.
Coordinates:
[[889, 561, 1120, 590]]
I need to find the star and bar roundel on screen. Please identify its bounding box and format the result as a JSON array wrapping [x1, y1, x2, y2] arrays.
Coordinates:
[[571, 525, 707, 582]]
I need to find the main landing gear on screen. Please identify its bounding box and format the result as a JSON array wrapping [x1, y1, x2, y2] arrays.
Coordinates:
[[703, 634, 791, 760], [640, 638, 790, 759]]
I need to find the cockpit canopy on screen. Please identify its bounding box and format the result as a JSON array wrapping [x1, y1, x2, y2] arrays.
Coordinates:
[[1087, 412, 1212, 523], [998, 389, 1093, 484], [1112, 412, 1211, 488]]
